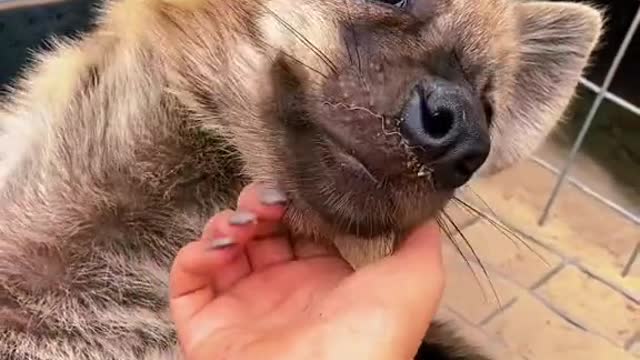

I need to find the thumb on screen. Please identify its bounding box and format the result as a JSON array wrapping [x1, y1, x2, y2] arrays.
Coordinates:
[[329, 220, 445, 358]]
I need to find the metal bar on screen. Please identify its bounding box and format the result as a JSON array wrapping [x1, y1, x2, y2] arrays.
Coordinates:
[[538, 5, 640, 226], [578, 77, 640, 117], [0, 0, 67, 11], [621, 242, 640, 277], [532, 156, 640, 225]]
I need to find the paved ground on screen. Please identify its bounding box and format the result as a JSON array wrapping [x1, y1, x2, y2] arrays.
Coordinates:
[[436, 158, 640, 359]]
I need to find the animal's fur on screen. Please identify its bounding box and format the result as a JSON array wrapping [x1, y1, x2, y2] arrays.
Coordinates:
[[0, 0, 602, 359]]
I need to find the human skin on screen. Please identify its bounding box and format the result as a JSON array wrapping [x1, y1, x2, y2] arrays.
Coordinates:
[[169, 182, 445, 360]]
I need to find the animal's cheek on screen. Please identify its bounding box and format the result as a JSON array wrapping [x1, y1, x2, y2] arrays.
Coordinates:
[[311, 104, 415, 179]]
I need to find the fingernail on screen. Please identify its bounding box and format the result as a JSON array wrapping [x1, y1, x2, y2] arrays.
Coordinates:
[[209, 237, 236, 250], [260, 188, 288, 206], [229, 211, 257, 226]]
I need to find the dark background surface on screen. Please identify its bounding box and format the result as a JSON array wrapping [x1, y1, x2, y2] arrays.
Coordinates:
[[0, 0, 98, 87]]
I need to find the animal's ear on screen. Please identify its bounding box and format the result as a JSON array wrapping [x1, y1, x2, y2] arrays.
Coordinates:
[[478, 1, 604, 177]]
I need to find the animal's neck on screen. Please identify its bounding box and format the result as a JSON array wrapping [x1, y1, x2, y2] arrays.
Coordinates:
[[0, 23, 245, 259]]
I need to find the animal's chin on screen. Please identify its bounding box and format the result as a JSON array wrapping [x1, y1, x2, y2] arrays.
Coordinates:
[[283, 135, 451, 239], [324, 135, 383, 188], [275, 109, 451, 238]]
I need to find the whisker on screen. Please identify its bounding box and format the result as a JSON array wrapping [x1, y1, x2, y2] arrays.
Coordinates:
[[258, 4, 339, 74], [277, 51, 330, 79], [452, 195, 550, 266], [354, 35, 363, 77], [343, 33, 354, 66], [340, 0, 363, 75], [464, 186, 500, 221], [435, 216, 488, 303], [441, 209, 501, 307], [348, 24, 363, 75], [453, 196, 525, 247], [341, 0, 354, 67], [452, 196, 550, 267], [237, 26, 330, 79]]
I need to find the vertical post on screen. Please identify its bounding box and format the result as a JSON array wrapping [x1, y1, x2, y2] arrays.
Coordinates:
[[538, 6, 640, 226]]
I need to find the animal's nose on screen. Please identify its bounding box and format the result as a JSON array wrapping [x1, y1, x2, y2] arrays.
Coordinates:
[[399, 80, 490, 190]]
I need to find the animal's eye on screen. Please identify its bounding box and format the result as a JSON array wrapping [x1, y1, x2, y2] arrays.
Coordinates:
[[481, 78, 495, 125], [377, 0, 409, 8], [483, 98, 494, 126]]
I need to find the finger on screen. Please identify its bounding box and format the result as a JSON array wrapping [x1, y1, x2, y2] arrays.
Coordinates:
[[245, 235, 293, 269], [253, 220, 288, 238], [201, 209, 258, 246], [237, 183, 294, 269], [214, 252, 253, 291], [237, 182, 288, 221], [205, 208, 286, 239], [329, 221, 444, 359], [200, 211, 255, 291], [170, 208, 259, 320], [168, 238, 240, 328], [293, 238, 342, 259]]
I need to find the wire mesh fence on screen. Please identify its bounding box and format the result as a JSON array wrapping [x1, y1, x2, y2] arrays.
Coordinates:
[[536, 4, 640, 227], [534, 2, 640, 277]]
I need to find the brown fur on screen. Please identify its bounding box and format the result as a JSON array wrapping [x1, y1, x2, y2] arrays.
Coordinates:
[[0, 0, 602, 359]]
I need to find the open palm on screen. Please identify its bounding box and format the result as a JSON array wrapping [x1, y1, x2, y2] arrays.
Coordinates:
[[169, 183, 444, 360]]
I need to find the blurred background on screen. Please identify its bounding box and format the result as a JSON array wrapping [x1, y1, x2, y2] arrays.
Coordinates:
[[0, 0, 638, 358]]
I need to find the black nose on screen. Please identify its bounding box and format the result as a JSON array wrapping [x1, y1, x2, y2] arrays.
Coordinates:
[[400, 80, 490, 190]]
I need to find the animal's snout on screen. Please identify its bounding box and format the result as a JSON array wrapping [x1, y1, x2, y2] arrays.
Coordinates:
[[400, 79, 490, 189]]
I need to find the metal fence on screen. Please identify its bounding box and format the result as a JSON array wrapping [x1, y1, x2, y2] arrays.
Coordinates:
[[533, 3, 640, 277]]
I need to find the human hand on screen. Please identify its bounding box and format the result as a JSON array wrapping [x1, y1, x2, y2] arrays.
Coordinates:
[[169, 182, 444, 360]]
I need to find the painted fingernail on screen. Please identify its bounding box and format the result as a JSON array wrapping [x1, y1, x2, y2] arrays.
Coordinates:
[[209, 237, 236, 250], [229, 211, 257, 226], [260, 188, 288, 206]]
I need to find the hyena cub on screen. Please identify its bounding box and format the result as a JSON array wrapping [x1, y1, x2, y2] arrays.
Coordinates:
[[0, 0, 602, 359]]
